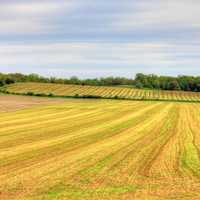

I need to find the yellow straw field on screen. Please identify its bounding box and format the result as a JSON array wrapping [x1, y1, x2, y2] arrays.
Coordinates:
[[4, 82, 200, 102], [1, 96, 200, 200]]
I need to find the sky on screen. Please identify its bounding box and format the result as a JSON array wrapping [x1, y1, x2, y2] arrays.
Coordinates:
[[0, 0, 200, 78]]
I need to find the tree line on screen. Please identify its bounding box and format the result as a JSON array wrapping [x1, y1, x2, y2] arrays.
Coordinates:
[[135, 73, 200, 92], [0, 73, 134, 87], [1, 72, 200, 92]]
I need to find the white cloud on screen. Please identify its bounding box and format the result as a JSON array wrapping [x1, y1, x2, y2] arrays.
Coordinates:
[[0, 1, 77, 34], [0, 42, 171, 65], [0, 41, 200, 77], [114, 0, 200, 31], [0, 0, 199, 77]]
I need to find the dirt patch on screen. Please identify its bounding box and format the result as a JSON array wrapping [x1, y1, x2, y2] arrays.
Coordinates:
[[0, 94, 66, 112]]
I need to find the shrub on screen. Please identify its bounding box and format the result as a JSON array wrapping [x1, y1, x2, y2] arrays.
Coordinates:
[[74, 94, 79, 98], [0, 80, 4, 87], [114, 95, 119, 99], [48, 93, 54, 97], [82, 95, 101, 99], [26, 92, 34, 96], [35, 93, 45, 97], [5, 78, 15, 85]]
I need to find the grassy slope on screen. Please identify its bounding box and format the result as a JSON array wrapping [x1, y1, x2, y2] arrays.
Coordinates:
[[3, 82, 200, 102], [1, 97, 200, 199]]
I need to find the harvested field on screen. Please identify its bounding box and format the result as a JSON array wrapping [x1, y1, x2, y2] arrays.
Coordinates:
[[1, 97, 200, 200], [4, 82, 200, 102], [0, 94, 66, 112]]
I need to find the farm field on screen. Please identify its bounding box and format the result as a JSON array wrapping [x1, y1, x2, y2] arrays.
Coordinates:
[[1, 95, 200, 200], [4, 82, 200, 102], [0, 94, 66, 112]]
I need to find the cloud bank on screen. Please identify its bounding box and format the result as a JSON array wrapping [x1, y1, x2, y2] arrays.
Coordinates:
[[0, 0, 199, 77]]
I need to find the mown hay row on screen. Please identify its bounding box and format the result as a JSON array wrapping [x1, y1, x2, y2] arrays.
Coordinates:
[[1, 99, 200, 199]]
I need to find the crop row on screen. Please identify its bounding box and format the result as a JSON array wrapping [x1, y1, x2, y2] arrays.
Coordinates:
[[4, 82, 200, 102]]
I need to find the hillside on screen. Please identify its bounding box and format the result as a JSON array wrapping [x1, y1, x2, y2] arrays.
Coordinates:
[[3, 82, 200, 102]]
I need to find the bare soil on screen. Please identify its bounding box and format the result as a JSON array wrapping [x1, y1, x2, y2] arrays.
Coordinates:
[[0, 94, 65, 112]]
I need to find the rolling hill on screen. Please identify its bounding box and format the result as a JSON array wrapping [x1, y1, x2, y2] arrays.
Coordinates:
[[3, 82, 200, 102]]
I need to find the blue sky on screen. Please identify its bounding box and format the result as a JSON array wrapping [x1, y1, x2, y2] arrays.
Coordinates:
[[0, 0, 200, 78]]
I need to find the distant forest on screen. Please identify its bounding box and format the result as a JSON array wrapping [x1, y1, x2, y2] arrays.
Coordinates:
[[1, 72, 200, 92]]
